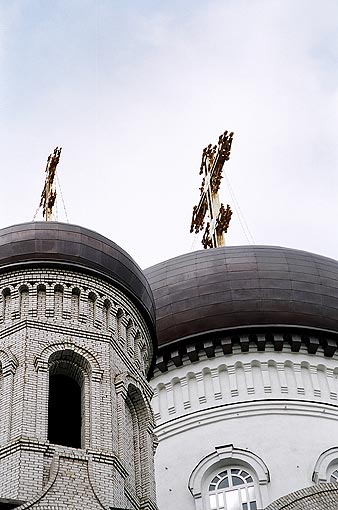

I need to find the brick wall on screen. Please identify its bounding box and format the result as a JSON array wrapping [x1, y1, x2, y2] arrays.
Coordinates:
[[0, 268, 157, 510]]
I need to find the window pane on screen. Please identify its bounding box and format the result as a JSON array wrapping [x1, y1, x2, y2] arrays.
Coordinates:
[[232, 476, 244, 486], [211, 476, 220, 485], [330, 470, 338, 482], [250, 502, 257, 510], [225, 489, 240, 510], [248, 486, 255, 499], [231, 469, 240, 475], [240, 470, 249, 477], [242, 504, 248, 510], [209, 494, 217, 510], [240, 488, 247, 503], [245, 476, 253, 483], [218, 477, 229, 489]]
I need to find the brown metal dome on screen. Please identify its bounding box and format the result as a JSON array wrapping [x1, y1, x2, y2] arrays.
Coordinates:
[[0, 222, 156, 336], [145, 245, 338, 347]]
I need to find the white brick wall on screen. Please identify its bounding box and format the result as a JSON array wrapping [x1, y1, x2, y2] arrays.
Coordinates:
[[0, 267, 157, 510]]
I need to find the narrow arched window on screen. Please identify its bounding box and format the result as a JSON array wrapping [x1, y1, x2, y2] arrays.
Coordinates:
[[88, 292, 96, 326], [47, 350, 90, 449], [208, 468, 257, 510], [116, 309, 124, 343], [54, 285, 63, 319], [19, 285, 29, 318], [71, 288, 80, 321], [126, 319, 133, 354], [37, 284, 46, 317], [2, 288, 11, 321], [48, 373, 81, 448], [103, 299, 111, 330]]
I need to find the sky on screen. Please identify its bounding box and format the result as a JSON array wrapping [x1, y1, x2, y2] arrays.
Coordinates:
[[0, 0, 338, 269]]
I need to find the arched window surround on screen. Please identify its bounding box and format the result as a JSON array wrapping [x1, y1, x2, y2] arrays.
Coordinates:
[[188, 445, 270, 510], [115, 372, 155, 503], [34, 343, 103, 449], [313, 447, 338, 483]]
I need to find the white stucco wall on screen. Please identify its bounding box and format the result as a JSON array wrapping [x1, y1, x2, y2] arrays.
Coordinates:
[[151, 345, 338, 510]]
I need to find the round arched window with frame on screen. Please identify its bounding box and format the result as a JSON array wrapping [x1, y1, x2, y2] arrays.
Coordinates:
[[208, 467, 257, 510]]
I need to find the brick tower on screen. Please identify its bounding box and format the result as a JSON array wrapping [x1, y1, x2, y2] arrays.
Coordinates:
[[0, 222, 157, 510]]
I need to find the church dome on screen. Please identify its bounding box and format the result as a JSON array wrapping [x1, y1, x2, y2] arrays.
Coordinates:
[[145, 245, 338, 347], [0, 221, 156, 334]]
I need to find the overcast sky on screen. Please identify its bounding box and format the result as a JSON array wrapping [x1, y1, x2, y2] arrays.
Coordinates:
[[0, 0, 338, 268]]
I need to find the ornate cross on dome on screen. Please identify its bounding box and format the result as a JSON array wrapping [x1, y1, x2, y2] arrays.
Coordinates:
[[39, 147, 62, 221], [190, 130, 233, 249]]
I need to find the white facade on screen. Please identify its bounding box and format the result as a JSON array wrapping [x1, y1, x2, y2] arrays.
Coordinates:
[[151, 344, 338, 510]]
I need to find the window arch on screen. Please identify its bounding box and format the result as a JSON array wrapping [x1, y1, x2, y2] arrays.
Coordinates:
[[189, 445, 269, 510], [208, 467, 257, 510], [19, 285, 29, 318], [87, 292, 96, 326], [103, 299, 111, 330], [313, 447, 338, 483], [71, 287, 80, 321], [37, 284, 46, 317], [116, 308, 124, 343], [54, 285, 64, 318], [2, 288, 11, 321], [123, 381, 153, 500]]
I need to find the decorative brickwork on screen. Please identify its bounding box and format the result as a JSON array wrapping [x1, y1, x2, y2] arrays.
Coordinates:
[[265, 483, 338, 509], [0, 267, 157, 510]]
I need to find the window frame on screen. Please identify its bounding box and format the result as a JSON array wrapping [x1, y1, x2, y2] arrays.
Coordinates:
[[188, 445, 269, 510], [313, 447, 338, 483], [208, 466, 258, 510]]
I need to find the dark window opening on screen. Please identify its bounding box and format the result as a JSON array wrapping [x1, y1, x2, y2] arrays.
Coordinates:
[[48, 374, 81, 448], [0, 498, 26, 509]]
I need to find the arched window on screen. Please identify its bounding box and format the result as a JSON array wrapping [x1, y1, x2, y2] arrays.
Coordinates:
[[87, 292, 96, 326], [47, 350, 90, 449], [189, 445, 269, 510], [71, 287, 80, 321], [103, 299, 111, 330], [37, 284, 46, 317], [48, 373, 81, 448], [126, 319, 133, 354], [208, 467, 257, 510], [124, 383, 152, 500], [2, 288, 11, 321], [54, 285, 64, 319], [313, 447, 338, 483], [116, 308, 124, 343], [19, 285, 29, 318]]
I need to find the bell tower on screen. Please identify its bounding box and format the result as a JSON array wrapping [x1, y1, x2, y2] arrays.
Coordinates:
[[0, 222, 157, 510]]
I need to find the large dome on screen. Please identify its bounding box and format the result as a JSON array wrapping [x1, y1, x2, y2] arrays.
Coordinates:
[[145, 245, 338, 347], [0, 221, 156, 334]]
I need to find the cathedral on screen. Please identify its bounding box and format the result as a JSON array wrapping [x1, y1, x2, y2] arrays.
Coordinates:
[[0, 135, 337, 510], [0, 218, 337, 509]]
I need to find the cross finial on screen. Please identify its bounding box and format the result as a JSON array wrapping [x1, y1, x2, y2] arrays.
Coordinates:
[[39, 147, 62, 221], [190, 131, 234, 249]]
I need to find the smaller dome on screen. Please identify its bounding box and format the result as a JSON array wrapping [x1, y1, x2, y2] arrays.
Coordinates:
[[145, 245, 338, 347], [0, 222, 155, 335]]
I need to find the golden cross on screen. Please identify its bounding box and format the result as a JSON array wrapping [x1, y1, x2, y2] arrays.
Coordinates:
[[190, 131, 233, 249], [39, 147, 62, 221]]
